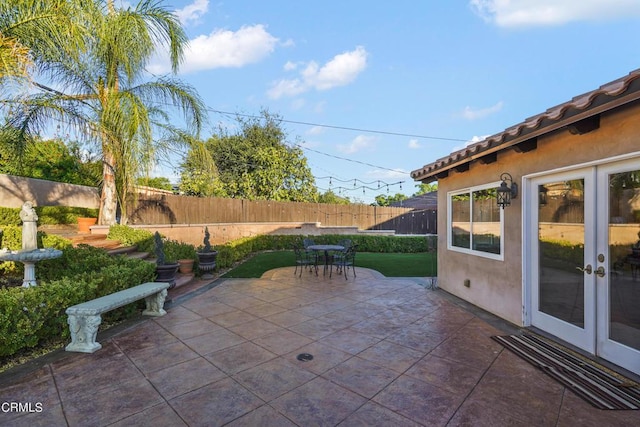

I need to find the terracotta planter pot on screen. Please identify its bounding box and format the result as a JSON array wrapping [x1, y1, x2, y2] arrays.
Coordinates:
[[178, 259, 194, 274], [77, 217, 97, 233], [155, 263, 179, 288]]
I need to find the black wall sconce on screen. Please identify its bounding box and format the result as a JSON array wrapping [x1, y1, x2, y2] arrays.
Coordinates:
[[497, 173, 518, 209]]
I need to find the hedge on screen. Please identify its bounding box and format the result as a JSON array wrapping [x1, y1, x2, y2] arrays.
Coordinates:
[[0, 206, 98, 226], [213, 234, 433, 270], [0, 244, 155, 358], [102, 226, 432, 271], [106, 224, 155, 253]]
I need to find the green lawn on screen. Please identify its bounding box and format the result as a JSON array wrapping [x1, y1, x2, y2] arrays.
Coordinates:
[[221, 251, 436, 278]]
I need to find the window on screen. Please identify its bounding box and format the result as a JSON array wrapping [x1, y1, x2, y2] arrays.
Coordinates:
[[449, 183, 503, 258]]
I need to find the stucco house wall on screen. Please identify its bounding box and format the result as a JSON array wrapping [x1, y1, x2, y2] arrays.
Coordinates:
[[435, 98, 640, 326]]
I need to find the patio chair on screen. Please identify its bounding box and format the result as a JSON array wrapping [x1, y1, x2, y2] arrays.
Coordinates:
[[332, 239, 352, 267], [302, 238, 315, 250], [302, 238, 319, 271], [338, 239, 352, 250], [334, 244, 357, 279], [294, 245, 316, 276]]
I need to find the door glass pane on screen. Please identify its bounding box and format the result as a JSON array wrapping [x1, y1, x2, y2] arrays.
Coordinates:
[[538, 180, 585, 327], [609, 170, 640, 350], [472, 189, 501, 254], [451, 193, 470, 249]]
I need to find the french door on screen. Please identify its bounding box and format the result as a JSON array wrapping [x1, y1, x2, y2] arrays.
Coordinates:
[[528, 157, 640, 375]]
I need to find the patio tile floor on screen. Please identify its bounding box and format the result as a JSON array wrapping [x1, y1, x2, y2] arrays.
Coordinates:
[[1, 267, 639, 426]]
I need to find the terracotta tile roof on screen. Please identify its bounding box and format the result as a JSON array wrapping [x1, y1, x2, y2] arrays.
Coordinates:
[[411, 69, 640, 182]]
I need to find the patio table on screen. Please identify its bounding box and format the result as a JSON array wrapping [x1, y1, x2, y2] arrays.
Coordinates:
[[307, 244, 344, 276]]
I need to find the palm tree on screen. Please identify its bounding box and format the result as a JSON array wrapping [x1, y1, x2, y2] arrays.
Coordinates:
[[0, 0, 85, 82], [1, 0, 205, 225]]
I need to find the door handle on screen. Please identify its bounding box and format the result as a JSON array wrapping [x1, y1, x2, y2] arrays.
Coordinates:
[[595, 266, 605, 277], [576, 264, 592, 274]]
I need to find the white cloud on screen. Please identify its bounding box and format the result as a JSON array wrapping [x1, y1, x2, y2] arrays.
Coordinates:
[[336, 135, 375, 154], [267, 78, 306, 98], [149, 24, 278, 74], [365, 168, 409, 180], [283, 61, 298, 71], [462, 101, 503, 120], [175, 0, 209, 25], [408, 139, 421, 149], [451, 134, 490, 152], [267, 46, 368, 99], [307, 126, 325, 135], [468, 135, 489, 145], [470, 0, 640, 27]]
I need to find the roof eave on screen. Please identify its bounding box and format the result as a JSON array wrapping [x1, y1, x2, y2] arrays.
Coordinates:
[[411, 70, 640, 183]]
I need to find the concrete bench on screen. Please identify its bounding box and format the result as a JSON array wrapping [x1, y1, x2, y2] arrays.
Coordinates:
[[65, 282, 170, 353]]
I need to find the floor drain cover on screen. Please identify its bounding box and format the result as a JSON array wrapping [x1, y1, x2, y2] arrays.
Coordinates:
[[296, 353, 314, 362]]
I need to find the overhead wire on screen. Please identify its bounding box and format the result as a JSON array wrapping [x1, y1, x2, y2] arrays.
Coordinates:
[[14, 93, 438, 191], [206, 108, 469, 142], [148, 102, 465, 176]]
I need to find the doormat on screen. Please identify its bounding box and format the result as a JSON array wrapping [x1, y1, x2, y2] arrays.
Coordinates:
[[491, 334, 640, 410]]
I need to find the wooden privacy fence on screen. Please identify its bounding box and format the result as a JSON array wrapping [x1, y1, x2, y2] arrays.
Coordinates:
[[374, 209, 437, 235], [126, 193, 437, 234]]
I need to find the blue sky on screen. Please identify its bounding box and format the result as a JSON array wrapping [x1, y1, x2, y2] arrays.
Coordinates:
[[147, 0, 640, 203]]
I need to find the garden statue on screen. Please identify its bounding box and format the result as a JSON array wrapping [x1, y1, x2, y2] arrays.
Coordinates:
[[20, 201, 38, 251]]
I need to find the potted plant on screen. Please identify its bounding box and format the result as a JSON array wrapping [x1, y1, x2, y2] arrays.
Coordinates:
[[164, 239, 197, 274], [197, 226, 218, 279], [77, 216, 97, 233], [177, 258, 195, 275], [153, 231, 179, 287]]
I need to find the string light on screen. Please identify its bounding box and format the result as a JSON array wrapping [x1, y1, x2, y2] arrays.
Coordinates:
[[316, 176, 405, 190]]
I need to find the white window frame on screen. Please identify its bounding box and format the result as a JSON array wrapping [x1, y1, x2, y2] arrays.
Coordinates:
[[447, 181, 504, 261]]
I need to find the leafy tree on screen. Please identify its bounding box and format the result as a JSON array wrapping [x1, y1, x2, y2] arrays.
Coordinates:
[[317, 189, 351, 205], [1, 0, 205, 225], [136, 176, 173, 191], [179, 140, 226, 197], [414, 182, 438, 196], [0, 134, 101, 186], [183, 110, 317, 202], [374, 193, 408, 206]]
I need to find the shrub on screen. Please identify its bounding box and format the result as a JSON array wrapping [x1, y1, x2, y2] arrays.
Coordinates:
[[211, 234, 429, 270], [0, 228, 72, 280], [0, 206, 98, 226], [107, 224, 154, 253], [0, 225, 22, 250], [0, 225, 73, 250], [0, 245, 155, 357], [164, 239, 197, 262]]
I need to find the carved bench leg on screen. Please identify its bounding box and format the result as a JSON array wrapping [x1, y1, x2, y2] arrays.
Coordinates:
[[142, 289, 168, 316], [65, 314, 102, 353]]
